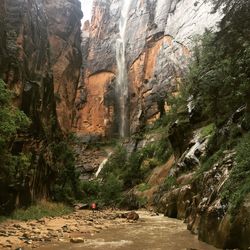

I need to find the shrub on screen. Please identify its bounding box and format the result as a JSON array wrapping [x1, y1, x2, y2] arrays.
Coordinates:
[[100, 174, 123, 206], [200, 123, 215, 138], [221, 132, 250, 216], [194, 148, 225, 180], [10, 201, 72, 221], [137, 183, 151, 192], [0, 79, 30, 151], [81, 180, 101, 199], [50, 138, 80, 203], [120, 193, 147, 210], [163, 176, 178, 191]]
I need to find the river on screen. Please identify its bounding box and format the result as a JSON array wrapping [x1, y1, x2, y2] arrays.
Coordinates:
[[37, 211, 219, 250]]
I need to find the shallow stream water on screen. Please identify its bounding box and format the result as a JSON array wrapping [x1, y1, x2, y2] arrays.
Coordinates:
[[37, 211, 219, 250]]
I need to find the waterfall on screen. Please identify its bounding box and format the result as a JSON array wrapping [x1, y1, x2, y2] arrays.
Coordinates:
[[115, 0, 133, 138], [95, 152, 112, 178], [95, 158, 108, 178]]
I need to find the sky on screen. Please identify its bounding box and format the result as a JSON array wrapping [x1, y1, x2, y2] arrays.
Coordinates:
[[80, 0, 93, 24]]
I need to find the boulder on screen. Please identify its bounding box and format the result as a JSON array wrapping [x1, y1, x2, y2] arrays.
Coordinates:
[[126, 211, 140, 221], [70, 237, 85, 243]]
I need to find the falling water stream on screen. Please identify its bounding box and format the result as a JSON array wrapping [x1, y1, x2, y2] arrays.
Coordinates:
[[95, 152, 112, 178], [116, 0, 133, 138]]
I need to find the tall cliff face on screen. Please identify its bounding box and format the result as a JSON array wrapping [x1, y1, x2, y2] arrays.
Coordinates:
[[75, 0, 223, 137], [0, 0, 82, 133], [0, 0, 55, 132], [0, 0, 82, 211], [43, 0, 83, 131]]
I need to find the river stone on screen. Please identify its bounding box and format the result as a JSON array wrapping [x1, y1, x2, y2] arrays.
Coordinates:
[[126, 211, 140, 221], [70, 237, 85, 243]]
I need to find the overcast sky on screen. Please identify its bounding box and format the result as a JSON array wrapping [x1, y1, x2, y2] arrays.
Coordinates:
[[80, 0, 93, 23]]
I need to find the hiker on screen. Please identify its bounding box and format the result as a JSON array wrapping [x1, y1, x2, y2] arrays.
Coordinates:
[[91, 202, 97, 212]]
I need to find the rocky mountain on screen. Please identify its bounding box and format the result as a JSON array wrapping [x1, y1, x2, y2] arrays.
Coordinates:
[[74, 0, 223, 137]]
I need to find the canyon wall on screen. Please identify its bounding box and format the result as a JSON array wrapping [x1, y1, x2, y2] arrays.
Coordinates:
[[43, 0, 82, 131], [0, 0, 82, 211], [75, 0, 223, 137]]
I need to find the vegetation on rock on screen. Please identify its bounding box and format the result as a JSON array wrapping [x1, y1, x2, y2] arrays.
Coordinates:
[[0, 201, 72, 222], [157, 0, 250, 220], [0, 79, 79, 215]]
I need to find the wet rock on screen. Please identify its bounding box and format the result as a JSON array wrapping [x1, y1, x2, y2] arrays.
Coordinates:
[[62, 225, 70, 233], [37, 219, 46, 225], [161, 188, 180, 218], [3, 243, 12, 248], [13, 224, 22, 229], [43, 0, 82, 131], [70, 237, 85, 243], [22, 233, 31, 238], [0, 232, 9, 237], [24, 239, 32, 244], [126, 212, 140, 221]]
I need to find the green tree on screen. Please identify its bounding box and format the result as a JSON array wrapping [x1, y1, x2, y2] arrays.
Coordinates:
[[187, 0, 250, 127], [0, 79, 30, 163]]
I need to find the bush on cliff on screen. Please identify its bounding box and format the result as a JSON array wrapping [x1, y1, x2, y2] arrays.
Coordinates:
[[187, 2, 250, 127], [0, 79, 80, 214], [50, 138, 80, 203], [0, 79, 30, 152], [221, 132, 250, 216], [0, 79, 32, 213]]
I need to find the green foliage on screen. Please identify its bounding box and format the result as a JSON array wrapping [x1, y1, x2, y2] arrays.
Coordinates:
[[80, 179, 102, 206], [200, 123, 215, 138], [102, 137, 171, 190], [163, 176, 178, 191], [136, 196, 148, 208], [10, 201, 72, 221], [221, 133, 250, 216], [167, 84, 189, 119], [0, 216, 7, 223], [50, 139, 80, 202], [0, 80, 80, 212], [80, 176, 123, 207], [212, 0, 248, 14], [194, 148, 225, 181], [137, 183, 151, 192], [0, 79, 33, 209], [81, 180, 101, 200], [101, 146, 127, 179], [99, 174, 123, 206], [79, 137, 171, 208], [120, 193, 147, 210], [100, 146, 144, 191], [0, 79, 30, 150], [186, 3, 250, 126]]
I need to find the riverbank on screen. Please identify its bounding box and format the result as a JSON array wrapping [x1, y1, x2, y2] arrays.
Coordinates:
[[0, 209, 132, 249]]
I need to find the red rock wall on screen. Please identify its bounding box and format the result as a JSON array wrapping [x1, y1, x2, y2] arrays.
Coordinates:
[[75, 0, 223, 137], [43, 0, 83, 132], [0, 0, 83, 210], [75, 71, 115, 136]]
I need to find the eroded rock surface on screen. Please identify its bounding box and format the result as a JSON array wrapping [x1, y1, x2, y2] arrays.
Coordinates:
[[155, 129, 250, 249], [76, 0, 223, 137], [43, 0, 82, 132], [0, 0, 83, 212]]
